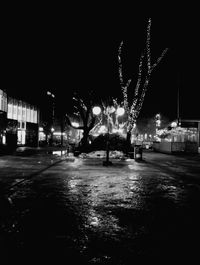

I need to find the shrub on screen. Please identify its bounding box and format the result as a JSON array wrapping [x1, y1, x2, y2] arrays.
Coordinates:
[[90, 133, 126, 152]]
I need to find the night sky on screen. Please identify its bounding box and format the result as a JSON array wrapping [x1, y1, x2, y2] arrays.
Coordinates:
[[1, 11, 199, 121]]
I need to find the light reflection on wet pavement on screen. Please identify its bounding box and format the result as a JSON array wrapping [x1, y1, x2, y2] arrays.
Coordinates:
[[1, 152, 200, 263]]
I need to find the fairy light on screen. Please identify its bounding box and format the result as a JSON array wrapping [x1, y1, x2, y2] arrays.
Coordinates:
[[147, 18, 152, 74], [151, 48, 169, 71], [118, 17, 168, 138], [118, 41, 124, 87]]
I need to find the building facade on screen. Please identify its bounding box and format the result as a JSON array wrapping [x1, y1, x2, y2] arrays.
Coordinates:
[[0, 89, 39, 151], [0, 89, 7, 145], [7, 97, 39, 147], [153, 119, 200, 154]]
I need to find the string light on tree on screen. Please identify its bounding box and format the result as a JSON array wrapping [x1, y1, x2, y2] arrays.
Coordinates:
[[118, 17, 168, 151]]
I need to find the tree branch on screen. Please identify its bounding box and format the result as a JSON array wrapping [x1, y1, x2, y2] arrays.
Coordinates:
[[146, 18, 152, 74], [151, 48, 169, 72]]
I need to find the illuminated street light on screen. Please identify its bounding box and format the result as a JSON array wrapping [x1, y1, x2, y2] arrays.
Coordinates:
[[71, 122, 79, 128], [92, 106, 101, 116], [107, 106, 115, 114], [116, 107, 125, 116], [155, 114, 161, 127], [92, 105, 125, 165], [171, 122, 177, 128]]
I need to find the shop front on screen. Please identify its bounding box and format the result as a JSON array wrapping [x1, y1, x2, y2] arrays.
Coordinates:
[[0, 89, 7, 149], [7, 97, 39, 147], [153, 119, 200, 154]]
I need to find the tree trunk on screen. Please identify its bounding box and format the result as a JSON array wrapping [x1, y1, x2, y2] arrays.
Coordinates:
[[125, 130, 132, 153], [79, 129, 90, 152]]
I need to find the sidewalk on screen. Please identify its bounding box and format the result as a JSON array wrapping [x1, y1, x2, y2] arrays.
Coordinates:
[[0, 144, 70, 156], [14, 146, 69, 156], [0, 146, 75, 197]]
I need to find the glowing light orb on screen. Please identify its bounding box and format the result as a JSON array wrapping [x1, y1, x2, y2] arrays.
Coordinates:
[[72, 122, 79, 128], [171, 122, 177, 128], [116, 107, 125, 116], [92, 106, 101, 115]]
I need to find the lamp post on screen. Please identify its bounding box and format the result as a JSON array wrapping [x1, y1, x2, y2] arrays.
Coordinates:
[[155, 114, 161, 132], [92, 106, 125, 166], [92, 106, 125, 165]]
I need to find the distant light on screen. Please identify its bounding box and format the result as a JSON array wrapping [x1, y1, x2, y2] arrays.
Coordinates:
[[112, 128, 124, 134], [98, 125, 107, 134], [39, 127, 44, 132], [171, 122, 177, 128], [156, 120, 161, 127], [47, 91, 55, 98], [116, 107, 125, 116], [51, 127, 55, 132], [156, 113, 161, 119], [92, 106, 101, 115], [107, 106, 115, 114], [2, 135, 6, 144], [72, 122, 79, 128], [53, 132, 66, 136]]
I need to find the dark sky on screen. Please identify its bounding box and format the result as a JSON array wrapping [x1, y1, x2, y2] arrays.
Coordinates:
[[1, 11, 199, 121]]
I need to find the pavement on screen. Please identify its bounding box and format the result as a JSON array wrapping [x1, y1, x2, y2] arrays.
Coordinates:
[[1, 149, 200, 263], [0, 146, 74, 197], [14, 146, 69, 155]]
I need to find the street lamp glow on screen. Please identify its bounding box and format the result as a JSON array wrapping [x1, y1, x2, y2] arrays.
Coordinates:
[[171, 122, 177, 128], [116, 107, 125, 116], [51, 127, 55, 132], [156, 113, 161, 119], [72, 122, 79, 128], [92, 106, 101, 115], [108, 106, 116, 114], [98, 125, 107, 134], [47, 91, 55, 98]]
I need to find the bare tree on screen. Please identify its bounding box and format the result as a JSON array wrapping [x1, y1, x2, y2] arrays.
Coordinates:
[[118, 18, 168, 150], [65, 92, 101, 151]]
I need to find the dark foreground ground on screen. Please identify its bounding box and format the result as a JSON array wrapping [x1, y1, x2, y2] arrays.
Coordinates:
[[1, 150, 200, 264]]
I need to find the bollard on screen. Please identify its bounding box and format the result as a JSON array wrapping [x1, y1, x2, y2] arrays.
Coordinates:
[[134, 145, 143, 161]]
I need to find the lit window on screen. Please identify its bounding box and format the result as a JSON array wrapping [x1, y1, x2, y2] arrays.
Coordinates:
[[26, 106, 31, 122], [13, 104, 17, 120], [17, 102, 22, 121], [30, 107, 34, 123], [22, 103, 26, 121], [7, 103, 13, 119]]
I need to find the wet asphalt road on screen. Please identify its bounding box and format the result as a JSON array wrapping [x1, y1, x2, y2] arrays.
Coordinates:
[[1, 151, 200, 264]]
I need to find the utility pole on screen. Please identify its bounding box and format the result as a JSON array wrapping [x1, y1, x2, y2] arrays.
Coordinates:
[[177, 72, 181, 126], [60, 115, 64, 156]]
